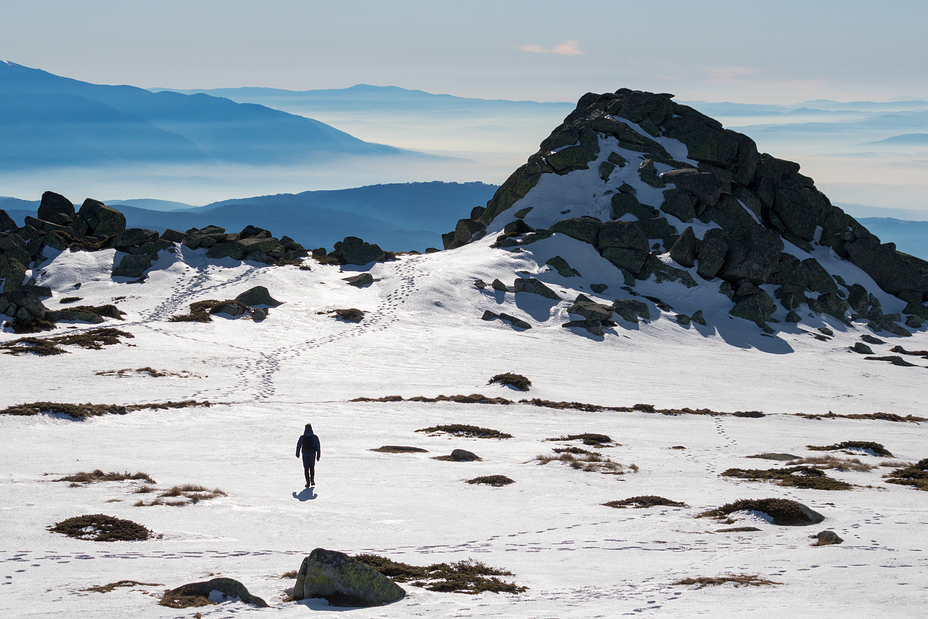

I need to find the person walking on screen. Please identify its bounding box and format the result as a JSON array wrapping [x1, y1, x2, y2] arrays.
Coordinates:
[[296, 423, 321, 487]]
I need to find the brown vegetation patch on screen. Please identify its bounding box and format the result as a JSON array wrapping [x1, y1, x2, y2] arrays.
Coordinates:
[[416, 424, 513, 439], [168, 299, 222, 322], [797, 411, 927, 423], [59, 296, 83, 304], [889, 345, 928, 358], [371, 445, 428, 453], [785, 455, 874, 471], [135, 484, 226, 506], [1, 327, 134, 355], [317, 307, 365, 323], [698, 498, 823, 526], [721, 467, 853, 490], [715, 526, 761, 533], [280, 570, 298, 579], [747, 453, 801, 461], [808, 441, 893, 457], [4, 318, 57, 333], [50, 514, 151, 541], [1, 399, 211, 419], [94, 367, 198, 378], [353, 555, 526, 595], [534, 451, 633, 475], [864, 355, 917, 366], [82, 580, 161, 593], [883, 458, 928, 491], [466, 475, 514, 486], [489, 373, 531, 391], [603, 496, 686, 509], [546, 433, 614, 446], [55, 470, 155, 485], [672, 574, 780, 589]]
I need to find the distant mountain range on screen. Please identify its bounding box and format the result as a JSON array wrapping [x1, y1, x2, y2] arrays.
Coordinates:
[[1, 181, 498, 252], [0, 61, 410, 169]]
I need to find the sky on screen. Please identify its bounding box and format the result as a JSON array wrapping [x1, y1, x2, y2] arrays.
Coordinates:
[[1, 0, 927, 104]]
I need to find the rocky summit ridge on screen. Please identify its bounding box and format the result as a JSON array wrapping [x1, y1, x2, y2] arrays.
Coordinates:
[[444, 88, 928, 335]]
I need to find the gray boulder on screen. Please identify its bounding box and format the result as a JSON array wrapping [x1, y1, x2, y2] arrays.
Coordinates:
[[660, 188, 697, 222], [451, 449, 479, 462], [111, 254, 152, 278], [549, 216, 602, 245], [235, 286, 282, 307], [207, 241, 244, 260], [343, 273, 374, 287], [612, 299, 650, 323], [660, 168, 722, 207], [597, 220, 649, 275], [333, 236, 385, 265], [513, 278, 560, 300], [0, 209, 16, 232], [669, 226, 698, 268], [76, 199, 126, 238], [0, 254, 28, 293], [37, 191, 75, 226], [293, 548, 405, 607], [113, 228, 160, 251]]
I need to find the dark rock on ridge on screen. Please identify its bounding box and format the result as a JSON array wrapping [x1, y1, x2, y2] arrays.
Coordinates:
[[161, 577, 268, 608]]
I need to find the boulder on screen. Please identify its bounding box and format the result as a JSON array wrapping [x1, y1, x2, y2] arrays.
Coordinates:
[[207, 241, 244, 260], [545, 256, 579, 277], [160, 229, 186, 243], [343, 273, 374, 287], [161, 578, 268, 608], [75, 199, 126, 238], [113, 228, 160, 251], [612, 298, 650, 323], [451, 449, 479, 462], [845, 236, 928, 297], [0, 254, 28, 293], [0, 209, 16, 232], [333, 237, 385, 265], [0, 289, 49, 320], [293, 548, 405, 607], [660, 168, 723, 207], [568, 294, 614, 322], [550, 216, 602, 245], [660, 188, 697, 222], [811, 530, 844, 546], [513, 278, 559, 300], [235, 286, 282, 307], [718, 227, 784, 284], [37, 191, 75, 226], [597, 221, 649, 274], [111, 254, 152, 278], [669, 226, 698, 268], [491, 279, 508, 292], [611, 192, 655, 220], [637, 159, 665, 188]]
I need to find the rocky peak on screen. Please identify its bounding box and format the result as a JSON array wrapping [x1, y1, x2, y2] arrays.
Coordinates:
[[445, 88, 928, 334]]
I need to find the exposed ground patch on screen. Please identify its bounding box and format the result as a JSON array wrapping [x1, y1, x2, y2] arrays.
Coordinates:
[[54, 470, 155, 485], [371, 445, 429, 453], [672, 574, 781, 589], [134, 484, 226, 507], [488, 373, 531, 391], [416, 424, 513, 439], [353, 555, 526, 594], [49, 514, 151, 541], [466, 475, 514, 486], [721, 467, 853, 490], [1, 327, 134, 355], [94, 367, 200, 378], [546, 433, 615, 446], [81, 580, 162, 594], [698, 498, 824, 526], [534, 451, 633, 475], [603, 496, 686, 509], [1, 400, 212, 419], [883, 458, 928, 491]]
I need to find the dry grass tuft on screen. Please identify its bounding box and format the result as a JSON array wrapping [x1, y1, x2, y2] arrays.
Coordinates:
[[603, 496, 686, 509], [466, 475, 514, 487], [135, 484, 226, 506], [672, 574, 781, 589], [721, 467, 854, 490], [82, 580, 161, 593], [488, 373, 531, 391], [883, 458, 928, 491], [785, 455, 874, 471], [49, 514, 151, 541], [416, 424, 513, 439], [1, 399, 211, 419], [371, 445, 429, 454], [546, 433, 614, 446], [1, 327, 134, 355], [698, 498, 821, 526], [55, 470, 155, 484], [354, 555, 526, 594], [534, 451, 631, 475]]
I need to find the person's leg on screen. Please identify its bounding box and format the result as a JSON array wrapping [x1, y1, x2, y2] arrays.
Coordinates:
[[303, 463, 311, 487], [308, 461, 316, 486]]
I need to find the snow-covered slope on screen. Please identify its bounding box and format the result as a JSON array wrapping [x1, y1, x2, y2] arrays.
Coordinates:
[[1, 234, 927, 617]]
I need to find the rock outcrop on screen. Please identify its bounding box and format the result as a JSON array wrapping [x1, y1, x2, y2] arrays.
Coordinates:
[[160, 578, 268, 608], [450, 88, 928, 335], [293, 548, 406, 607]]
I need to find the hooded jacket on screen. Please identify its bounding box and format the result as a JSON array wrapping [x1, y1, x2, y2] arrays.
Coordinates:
[[296, 429, 321, 462]]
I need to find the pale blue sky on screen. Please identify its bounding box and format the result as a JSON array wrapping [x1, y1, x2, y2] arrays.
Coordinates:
[[1, 0, 926, 103]]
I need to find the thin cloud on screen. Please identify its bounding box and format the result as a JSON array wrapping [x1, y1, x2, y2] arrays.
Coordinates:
[[518, 40, 585, 56]]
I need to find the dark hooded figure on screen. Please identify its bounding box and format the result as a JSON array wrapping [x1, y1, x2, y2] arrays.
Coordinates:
[[296, 423, 321, 487]]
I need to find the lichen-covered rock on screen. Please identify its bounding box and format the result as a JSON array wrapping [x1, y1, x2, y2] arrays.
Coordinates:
[[611, 192, 656, 220], [111, 254, 152, 278], [660, 188, 697, 222], [293, 548, 405, 607], [546, 256, 579, 277], [37, 191, 75, 226], [207, 241, 245, 260], [669, 226, 698, 268], [718, 227, 784, 284], [661, 168, 723, 207], [550, 217, 602, 245], [333, 236, 385, 265], [612, 299, 650, 323], [513, 278, 560, 300], [113, 228, 160, 251], [696, 228, 729, 280], [0, 254, 28, 293], [597, 221, 649, 274], [75, 199, 126, 238], [845, 236, 928, 298], [641, 256, 698, 287]]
